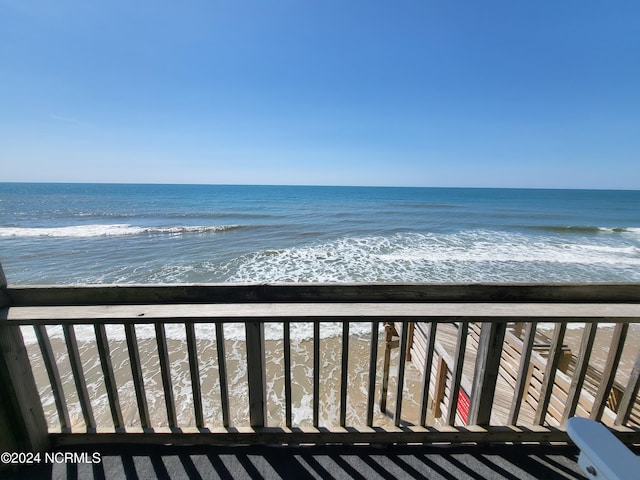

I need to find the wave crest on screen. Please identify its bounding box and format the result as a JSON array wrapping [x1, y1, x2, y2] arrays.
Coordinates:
[[526, 225, 636, 234], [0, 224, 243, 238], [221, 231, 640, 283]]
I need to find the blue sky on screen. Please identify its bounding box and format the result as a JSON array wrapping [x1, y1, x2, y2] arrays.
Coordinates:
[[1, 1, 639, 188]]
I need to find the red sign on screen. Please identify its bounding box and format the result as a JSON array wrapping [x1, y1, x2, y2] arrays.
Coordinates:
[[457, 389, 470, 425]]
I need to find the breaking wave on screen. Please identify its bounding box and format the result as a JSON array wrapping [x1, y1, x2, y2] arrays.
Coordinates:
[[0, 224, 243, 238], [220, 231, 640, 283], [524, 225, 639, 234]]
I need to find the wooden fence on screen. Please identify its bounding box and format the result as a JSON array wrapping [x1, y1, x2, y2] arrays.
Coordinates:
[[1, 270, 640, 451]]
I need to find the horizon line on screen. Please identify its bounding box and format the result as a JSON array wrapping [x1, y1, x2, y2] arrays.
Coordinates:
[[1, 181, 639, 192]]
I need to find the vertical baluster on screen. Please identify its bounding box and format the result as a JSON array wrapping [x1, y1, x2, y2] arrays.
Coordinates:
[[63, 324, 95, 429], [366, 321, 379, 427], [591, 323, 628, 421], [185, 322, 203, 428], [615, 350, 640, 426], [94, 323, 124, 429], [469, 321, 507, 426], [508, 321, 537, 424], [446, 322, 468, 426], [419, 322, 437, 427], [562, 322, 597, 424], [155, 322, 177, 428], [34, 325, 71, 430], [380, 323, 394, 414], [124, 323, 150, 428], [246, 321, 266, 428], [215, 322, 230, 427], [394, 321, 409, 426], [124, 323, 151, 428], [339, 321, 349, 427], [534, 322, 567, 425], [313, 321, 320, 428], [284, 322, 292, 428]]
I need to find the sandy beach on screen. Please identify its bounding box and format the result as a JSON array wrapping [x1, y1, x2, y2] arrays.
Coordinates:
[[23, 324, 424, 431], [22, 321, 638, 432]]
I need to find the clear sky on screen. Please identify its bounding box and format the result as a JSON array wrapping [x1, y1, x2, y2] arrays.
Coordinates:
[[1, 1, 639, 189]]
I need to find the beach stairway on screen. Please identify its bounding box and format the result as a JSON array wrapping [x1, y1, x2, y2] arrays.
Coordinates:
[[391, 320, 636, 428]]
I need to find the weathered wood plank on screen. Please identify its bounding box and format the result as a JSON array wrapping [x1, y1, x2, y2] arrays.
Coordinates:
[[0, 323, 49, 451], [9, 282, 640, 307], [366, 321, 379, 427], [6, 302, 640, 325], [155, 323, 177, 428], [380, 323, 394, 414], [50, 424, 640, 447], [616, 351, 640, 426], [185, 322, 203, 428], [591, 323, 629, 422], [0, 262, 48, 451], [507, 322, 537, 424], [124, 323, 150, 428], [246, 321, 266, 428], [34, 325, 70, 430], [283, 322, 292, 428], [394, 321, 409, 426], [469, 321, 507, 426], [340, 321, 349, 427], [63, 324, 96, 429], [406, 322, 415, 361], [561, 323, 597, 424], [215, 322, 230, 428], [94, 324, 124, 429], [534, 322, 567, 425], [419, 322, 437, 427], [446, 322, 469, 426], [433, 356, 448, 418], [313, 322, 320, 428]]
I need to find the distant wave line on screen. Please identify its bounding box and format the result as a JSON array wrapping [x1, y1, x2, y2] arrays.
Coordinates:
[[71, 212, 276, 220], [0, 224, 244, 238], [521, 225, 638, 234]]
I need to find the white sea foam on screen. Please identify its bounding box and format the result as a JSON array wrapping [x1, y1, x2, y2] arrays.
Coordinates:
[[222, 231, 640, 283], [0, 224, 242, 237], [20, 319, 379, 345]]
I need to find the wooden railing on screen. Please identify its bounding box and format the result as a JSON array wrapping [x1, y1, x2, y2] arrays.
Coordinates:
[[1, 271, 640, 451]]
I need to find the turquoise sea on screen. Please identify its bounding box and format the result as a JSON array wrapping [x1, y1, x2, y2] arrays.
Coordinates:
[[1, 183, 639, 285]]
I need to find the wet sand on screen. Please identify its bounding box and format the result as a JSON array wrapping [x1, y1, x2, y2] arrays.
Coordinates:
[[23, 324, 423, 431]]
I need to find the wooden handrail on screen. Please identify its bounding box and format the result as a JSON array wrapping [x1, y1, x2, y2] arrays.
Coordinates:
[[3, 302, 640, 324]]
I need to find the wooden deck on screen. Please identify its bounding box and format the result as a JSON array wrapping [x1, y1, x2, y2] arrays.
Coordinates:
[[1, 265, 640, 453]]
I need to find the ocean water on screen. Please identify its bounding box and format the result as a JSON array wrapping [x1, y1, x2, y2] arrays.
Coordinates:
[[1, 182, 639, 285], [3, 183, 640, 429]]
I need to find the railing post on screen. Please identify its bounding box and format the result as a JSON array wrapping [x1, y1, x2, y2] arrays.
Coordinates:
[[469, 321, 507, 426], [245, 321, 266, 428], [0, 262, 49, 453]]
